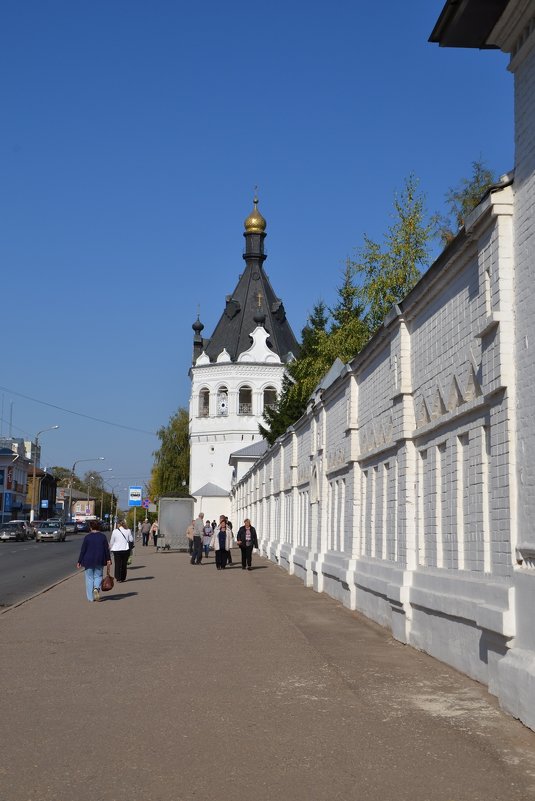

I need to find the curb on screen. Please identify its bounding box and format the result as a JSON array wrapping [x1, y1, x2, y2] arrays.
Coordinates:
[[0, 569, 79, 616]]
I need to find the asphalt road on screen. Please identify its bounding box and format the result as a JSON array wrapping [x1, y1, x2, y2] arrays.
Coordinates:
[[0, 533, 84, 607]]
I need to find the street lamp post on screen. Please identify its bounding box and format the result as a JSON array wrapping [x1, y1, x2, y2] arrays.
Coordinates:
[[105, 482, 120, 530], [67, 457, 104, 522], [86, 469, 112, 517], [30, 426, 59, 522], [100, 476, 115, 519]]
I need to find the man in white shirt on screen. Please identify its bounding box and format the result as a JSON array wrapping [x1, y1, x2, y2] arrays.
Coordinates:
[[191, 512, 204, 565]]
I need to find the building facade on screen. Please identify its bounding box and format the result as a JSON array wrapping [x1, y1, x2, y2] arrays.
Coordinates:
[[188, 199, 299, 521], [232, 1, 535, 733]]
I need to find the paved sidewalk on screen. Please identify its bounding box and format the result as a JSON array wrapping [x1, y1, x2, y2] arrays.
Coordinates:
[[1, 549, 535, 801]]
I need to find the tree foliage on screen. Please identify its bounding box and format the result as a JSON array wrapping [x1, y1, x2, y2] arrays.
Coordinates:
[[260, 274, 369, 445], [353, 174, 432, 334], [260, 175, 433, 444], [149, 407, 190, 498], [436, 159, 496, 245], [49, 465, 116, 519]]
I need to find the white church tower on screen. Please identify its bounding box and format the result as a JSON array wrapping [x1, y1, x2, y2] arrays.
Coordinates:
[[188, 198, 299, 521]]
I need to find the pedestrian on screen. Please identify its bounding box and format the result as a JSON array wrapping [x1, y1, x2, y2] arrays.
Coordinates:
[[191, 512, 204, 564], [76, 519, 112, 602], [186, 519, 194, 554], [150, 519, 159, 548], [203, 519, 213, 558], [236, 518, 259, 570], [211, 517, 231, 569], [226, 517, 234, 564], [211, 520, 217, 532], [140, 518, 151, 546], [109, 519, 134, 582]]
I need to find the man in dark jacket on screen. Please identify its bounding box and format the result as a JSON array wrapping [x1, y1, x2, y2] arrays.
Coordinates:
[[236, 519, 258, 571], [77, 520, 112, 602]]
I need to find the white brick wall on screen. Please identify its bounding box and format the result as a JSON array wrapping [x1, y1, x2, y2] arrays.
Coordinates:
[[230, 10, 535, 731], [232, 180, 525, 724]]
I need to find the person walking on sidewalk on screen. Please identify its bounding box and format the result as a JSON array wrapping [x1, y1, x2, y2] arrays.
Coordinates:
[[191, 512, 204, 564], [226, 517, 234, 565], [109, 519, 134, 582], [186, 520, 194, 555], [76, 519, 111, 602], [150, 519, 159, 548], [140, 518, 151, 546], [211, 517, 231, 570], [139, 518, 150, 546], [202, 519, 213, 558], [237, 519, 258, 571]]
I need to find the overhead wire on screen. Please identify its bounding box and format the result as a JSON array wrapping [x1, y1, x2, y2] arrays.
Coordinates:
[[0, 385, 157, 436]]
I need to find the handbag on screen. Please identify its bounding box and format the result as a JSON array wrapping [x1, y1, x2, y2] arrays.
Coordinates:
[[102, 566, 114, 592]]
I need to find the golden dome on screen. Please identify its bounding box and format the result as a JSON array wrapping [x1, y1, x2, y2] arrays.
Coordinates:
[[244, 197, 266, 234]]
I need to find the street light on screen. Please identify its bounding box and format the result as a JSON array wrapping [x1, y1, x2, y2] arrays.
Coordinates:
[[86, 469, 112, 515], [107, 483, 126, 530], [100, 477, 115, 518], [67, 457, 104, 522], [30, 426, 59, 522]]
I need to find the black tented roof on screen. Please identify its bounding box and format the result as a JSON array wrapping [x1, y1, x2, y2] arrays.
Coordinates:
[[202, 263, 299, 363]]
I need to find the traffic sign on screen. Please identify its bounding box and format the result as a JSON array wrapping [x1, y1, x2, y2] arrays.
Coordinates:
[[128, 486, 142, 507], [142, 498, 150, 509]]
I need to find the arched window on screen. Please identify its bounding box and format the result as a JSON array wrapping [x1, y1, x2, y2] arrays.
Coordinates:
[[263, 386, 277, 411], [239, 385, 252, 415], [198, 388, 210, 417], [217, 386, 228, 416]]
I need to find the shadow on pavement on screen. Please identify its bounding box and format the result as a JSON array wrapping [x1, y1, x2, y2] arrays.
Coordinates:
[[125, 576, 154, 582], [101, 592, 138, 601]]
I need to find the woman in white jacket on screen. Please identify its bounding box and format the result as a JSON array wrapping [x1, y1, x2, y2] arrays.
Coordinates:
[[210, 518, 231, 570], [109, 520, 133, 582]]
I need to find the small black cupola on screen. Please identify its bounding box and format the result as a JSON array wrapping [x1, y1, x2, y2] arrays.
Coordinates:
[[192, 315, 205, 363]]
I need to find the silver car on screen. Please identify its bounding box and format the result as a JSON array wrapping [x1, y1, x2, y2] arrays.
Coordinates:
[[35, 521, 67, 542], [0, 521, 31, 542]]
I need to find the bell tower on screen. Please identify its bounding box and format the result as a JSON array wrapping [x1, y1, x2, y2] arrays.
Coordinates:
[[188, 198, 299, 521]]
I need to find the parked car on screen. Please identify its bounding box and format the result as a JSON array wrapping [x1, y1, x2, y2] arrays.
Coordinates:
[[64, 521, 76, 534], [74, 521, 90, 532], [35, 521, 67, 542], [0, 521, 32, 542]]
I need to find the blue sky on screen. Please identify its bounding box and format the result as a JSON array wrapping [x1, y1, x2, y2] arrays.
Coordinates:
[[1, 0, 513, 506]]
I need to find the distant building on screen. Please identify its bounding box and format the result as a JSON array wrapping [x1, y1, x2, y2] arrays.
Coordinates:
[[0, 447, 30, 523], [56, 486, 96, 520], [26, 468, 57, 521]]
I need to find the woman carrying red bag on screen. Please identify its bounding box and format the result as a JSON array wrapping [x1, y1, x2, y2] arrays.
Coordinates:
[[76, 520, 112, 602]]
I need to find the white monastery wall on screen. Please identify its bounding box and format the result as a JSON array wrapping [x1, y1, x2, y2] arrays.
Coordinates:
[[231, 181, 535, 728]]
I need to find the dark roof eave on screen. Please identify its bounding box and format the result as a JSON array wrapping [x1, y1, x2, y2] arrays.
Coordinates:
[[429, 0, 509, 49]]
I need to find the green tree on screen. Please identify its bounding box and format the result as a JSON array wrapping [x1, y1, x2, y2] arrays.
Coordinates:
[[260, 175, 432, 444], [436, 159, 496, 245], [260, 272, 369, 445], [49, 465, 85, 492], [331, 258, 365, 330], [353, 174, 433, 334], [300, 299, 329, 354], [149, 407, 190, 497]]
